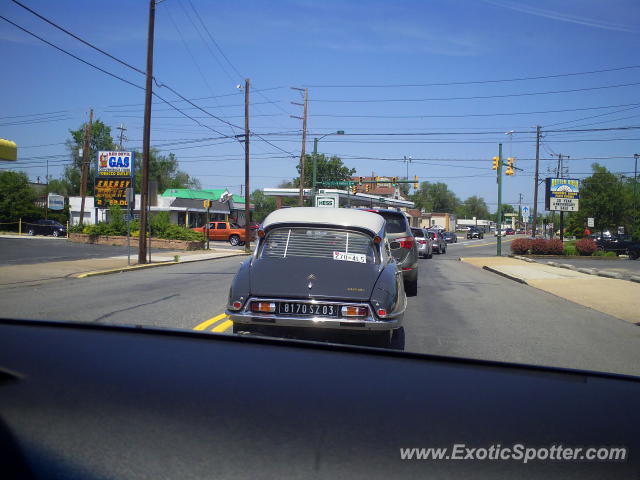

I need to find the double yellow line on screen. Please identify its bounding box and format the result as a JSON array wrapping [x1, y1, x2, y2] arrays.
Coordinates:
[[193, 312, 232, 333]]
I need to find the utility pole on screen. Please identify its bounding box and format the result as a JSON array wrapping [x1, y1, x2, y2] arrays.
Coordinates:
[[633, 153, 639, 227], [79, 109, 93, 227], [497, 143, 503, 256], [139, 0, 156, 265], [117, 123, 127, 150], [243, 78, 251, 253], [518, 193, 523, 229], [532, 125, 541, 238], [290, 87, 309, 205]]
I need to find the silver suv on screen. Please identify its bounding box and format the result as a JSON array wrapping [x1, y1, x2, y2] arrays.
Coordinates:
[[361, 209, 419, 296]]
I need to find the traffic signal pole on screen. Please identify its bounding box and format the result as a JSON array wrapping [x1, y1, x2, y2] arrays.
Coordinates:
[[497, 143, 503, 256]]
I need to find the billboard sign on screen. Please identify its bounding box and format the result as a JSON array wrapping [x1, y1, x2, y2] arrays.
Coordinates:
[[97, 151, 133, 177], [95, 151, 135, 208], [545, 178, 580, 212], [47, 193, 64, 210]]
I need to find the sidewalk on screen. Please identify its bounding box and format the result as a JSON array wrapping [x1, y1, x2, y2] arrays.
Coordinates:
[[461, 256, 640, 324], [0, 248, 250, 287]]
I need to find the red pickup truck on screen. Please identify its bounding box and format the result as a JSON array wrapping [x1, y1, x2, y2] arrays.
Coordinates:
[[192, 221, 256, 246]]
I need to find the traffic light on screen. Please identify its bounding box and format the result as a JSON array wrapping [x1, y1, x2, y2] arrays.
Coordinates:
[[492, 156, 499, 170], [358, 176, 364, 185], [391, 177, 397, 186], [365, 183, 370, 193], [413, 175, 419, 190], [506, 157, 515, 176], [351, 185, 358, 194]]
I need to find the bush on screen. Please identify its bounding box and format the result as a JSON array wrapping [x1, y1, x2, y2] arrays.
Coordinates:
[[575, 237, 597, 256], [107, 204, 126, 236], [530, 238, 548, 255], [69, 224, 84, 233], [593, 250, 606, 257], [546, 238, 564, 255], [564, 245, 578, 256], [605, 251, 617, 257], [510, 238, 532, 254]]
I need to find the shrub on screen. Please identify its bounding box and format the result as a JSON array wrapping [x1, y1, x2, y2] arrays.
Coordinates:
[[546, 238, 564, 255], [107, 204, 126, 236], [564, 245, 578, 256], [510, 238, 532, 254], [593, 250, 606, 257], [575, 237, 597, 256], [604, 251, 617, 257], [69, 224, 84, 233], [530, 238, 548, 255]]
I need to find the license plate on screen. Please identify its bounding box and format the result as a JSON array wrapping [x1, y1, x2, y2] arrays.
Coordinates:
[[278, 302, 339, 317]]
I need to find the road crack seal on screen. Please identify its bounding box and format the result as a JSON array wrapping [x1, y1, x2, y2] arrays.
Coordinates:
[[92, 294, 180, 323]]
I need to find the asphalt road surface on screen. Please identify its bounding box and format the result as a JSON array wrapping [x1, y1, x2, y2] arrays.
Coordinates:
[[0, 236, 243, 266], [1, 236, 639, 377]]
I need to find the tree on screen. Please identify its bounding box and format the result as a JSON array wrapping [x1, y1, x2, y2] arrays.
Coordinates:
[[566, 163, 633, 235], [490, 204, 515, 222], [411, 182, 460, 213], [62, 119, 116, 196], [252, 189, 276, 223], [133, 149, 200, 194], [0, 171, 40, 224], [294, 154, 355, 188], [457, 195, 490, 220]]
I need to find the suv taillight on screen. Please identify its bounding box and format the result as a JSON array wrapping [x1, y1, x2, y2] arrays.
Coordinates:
[[397, 236, 414, 249]]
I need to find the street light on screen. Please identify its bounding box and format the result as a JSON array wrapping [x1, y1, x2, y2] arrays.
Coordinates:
[[312, 130, 345, 193]]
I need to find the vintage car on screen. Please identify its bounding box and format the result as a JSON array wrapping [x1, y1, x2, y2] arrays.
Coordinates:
[[226, 207, 406, 346]]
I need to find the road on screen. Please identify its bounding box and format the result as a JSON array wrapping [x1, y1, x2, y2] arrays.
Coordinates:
[[1, 235, 639, 377], [0, 236, 244, 266]]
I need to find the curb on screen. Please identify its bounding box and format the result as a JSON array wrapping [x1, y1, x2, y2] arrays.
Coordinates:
[[630, 276, 640, 283], [76, 251, 251, 278], [596, 271, 623, 279], [482, 265, 528, 285]]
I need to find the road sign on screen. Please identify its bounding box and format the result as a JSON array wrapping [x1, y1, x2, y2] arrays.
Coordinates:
[[521, 205, 530, 221], [315, 194, 338, 208], [587, 217, 594, 228], [618, 226, 625, 235], [47, 193, 64, 210]]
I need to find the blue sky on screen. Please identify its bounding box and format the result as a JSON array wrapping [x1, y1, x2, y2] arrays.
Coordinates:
[[2, 0, 639, 212]]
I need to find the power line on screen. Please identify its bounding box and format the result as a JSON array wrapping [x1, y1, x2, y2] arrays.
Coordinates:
[[309, 81, 640, 103], [308, 101, 640, 119], [302, 64, 640, 88]]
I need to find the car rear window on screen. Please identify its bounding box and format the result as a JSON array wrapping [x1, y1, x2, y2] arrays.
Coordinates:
[[373, 212, 408, 234], [411, 228, 424, 238], [261, 228, 376, 263]]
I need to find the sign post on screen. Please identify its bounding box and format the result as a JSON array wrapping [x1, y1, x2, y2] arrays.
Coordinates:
[[126, 188, 134, 265], [203, 200, 211, 250]]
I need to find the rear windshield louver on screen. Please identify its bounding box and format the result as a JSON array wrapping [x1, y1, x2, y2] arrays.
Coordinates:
[[262, 228, 374, 262]]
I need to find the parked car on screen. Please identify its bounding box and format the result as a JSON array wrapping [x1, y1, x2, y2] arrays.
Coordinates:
[[192, 221, 256, 246], [516, 228, 525, 235], [26, 219, 67, 237], [505, 228, 515, 235], [411, 227, 432, 259], [427, 229, 447, 254], [443, 231, 458, 243], [467, 226, 484, 239], [226, 207, 406, 346], [361, 209, 418, 295], [593, 234, 640, 260]]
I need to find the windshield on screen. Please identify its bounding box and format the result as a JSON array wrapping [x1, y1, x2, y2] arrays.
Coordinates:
[[1, 0, 639, 392]]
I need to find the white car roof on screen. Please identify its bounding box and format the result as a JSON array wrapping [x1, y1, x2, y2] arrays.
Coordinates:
[[261, 207, 386, 235]]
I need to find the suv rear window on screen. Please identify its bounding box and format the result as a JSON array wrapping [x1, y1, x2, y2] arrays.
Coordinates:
[[372, 211, 408, 234], [261, 228, 377, 263]]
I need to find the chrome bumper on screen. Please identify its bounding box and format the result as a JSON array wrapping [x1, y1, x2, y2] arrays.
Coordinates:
[[227, 298, 402, 332]]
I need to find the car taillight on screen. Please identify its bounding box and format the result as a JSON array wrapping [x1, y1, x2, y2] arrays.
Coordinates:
[[377, 308, 387, 318], [341, 306, 369, 317], [250, 301, 275, 313], [229, 300, 243, 311], [396, 236, 414, 249]]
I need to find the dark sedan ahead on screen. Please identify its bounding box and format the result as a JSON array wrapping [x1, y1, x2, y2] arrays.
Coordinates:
[[467, 226, 484, 239], [26, 219, 67, 237], [443, 231, 458, 243]]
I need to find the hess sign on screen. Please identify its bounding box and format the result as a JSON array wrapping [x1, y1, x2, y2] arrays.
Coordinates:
[[97, 151, 133, 177], [315, 194, 338, 208]]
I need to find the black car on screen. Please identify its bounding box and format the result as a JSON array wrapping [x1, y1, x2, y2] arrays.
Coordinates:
[[361, 208, 419, 295], [26, 219, 67, 237], [443, 231, 458, 243], [593, 234, 640, 260], [467, 226, 484, 239]]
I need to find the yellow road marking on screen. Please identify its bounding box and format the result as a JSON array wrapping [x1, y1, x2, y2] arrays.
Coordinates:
[[193, 313, 227, 331], [212, 319, 233, 332]]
